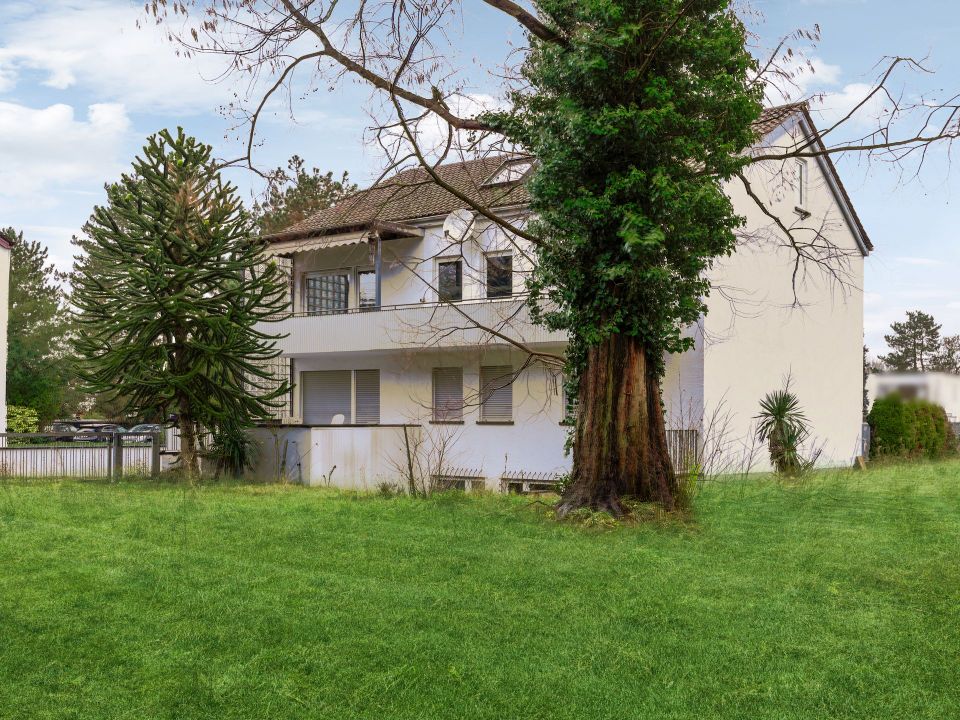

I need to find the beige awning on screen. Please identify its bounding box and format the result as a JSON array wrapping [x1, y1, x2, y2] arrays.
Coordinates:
[[264, 231, 368, 257]]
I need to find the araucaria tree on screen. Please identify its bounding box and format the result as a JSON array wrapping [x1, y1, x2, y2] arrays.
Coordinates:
[[72, 129, 290, 474]]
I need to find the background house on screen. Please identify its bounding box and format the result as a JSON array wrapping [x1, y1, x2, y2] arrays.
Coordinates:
[[252, 105, 870, 488], [0, 231, 11, 432], [866, 372, 960, 432]]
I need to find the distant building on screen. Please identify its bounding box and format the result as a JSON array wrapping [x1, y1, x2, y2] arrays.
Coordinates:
[[867, 372, 960, 427], [0, 231, 11, 432]]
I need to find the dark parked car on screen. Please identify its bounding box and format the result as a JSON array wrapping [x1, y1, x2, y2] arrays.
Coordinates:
[[124, 424, 163, 444], [51, 422, 80, 441]]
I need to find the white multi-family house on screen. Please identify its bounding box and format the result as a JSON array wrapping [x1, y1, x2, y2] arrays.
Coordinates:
[[867, 373, 960, 427], [0, 231, 11, 432], [254, 104, 871, 488]]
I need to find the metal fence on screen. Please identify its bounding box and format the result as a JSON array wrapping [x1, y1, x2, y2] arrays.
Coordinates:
[[0, 432, 162, 479]]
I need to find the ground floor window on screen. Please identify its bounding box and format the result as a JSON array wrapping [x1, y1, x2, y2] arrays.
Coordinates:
[[479, 365, 513, 422], [432, 367, 464, 422], [301, 369, 380, 424]]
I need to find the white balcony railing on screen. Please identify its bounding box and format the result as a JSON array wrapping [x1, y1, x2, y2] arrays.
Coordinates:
[[259, 297, 567, 356]]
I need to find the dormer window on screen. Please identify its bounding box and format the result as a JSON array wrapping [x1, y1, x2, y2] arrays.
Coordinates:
[[483, 158, 534, 187]]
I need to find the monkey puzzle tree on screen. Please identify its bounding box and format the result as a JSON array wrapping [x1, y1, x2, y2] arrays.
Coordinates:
[[72, 129, 290, 474]]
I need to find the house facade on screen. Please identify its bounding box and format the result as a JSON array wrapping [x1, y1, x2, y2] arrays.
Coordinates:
[[253, 105, 871, 488], [0, 232, 11, 432], [866, 373, 960, 429]]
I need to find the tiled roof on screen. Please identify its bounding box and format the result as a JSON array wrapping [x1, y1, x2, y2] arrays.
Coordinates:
[[0, 232, 13, 250], [270, 103, 869, 251]]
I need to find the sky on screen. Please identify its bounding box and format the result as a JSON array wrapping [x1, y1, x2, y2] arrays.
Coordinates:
[[0, 0, 957, 355]]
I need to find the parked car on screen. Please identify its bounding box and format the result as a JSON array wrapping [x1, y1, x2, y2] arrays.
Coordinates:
[[124, 424, 163, 444], [51, 422, 79, 441]]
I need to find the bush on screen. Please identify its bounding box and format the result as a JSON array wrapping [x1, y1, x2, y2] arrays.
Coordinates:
[[6, 405, 40, 433], [868, 395, 956, 458]]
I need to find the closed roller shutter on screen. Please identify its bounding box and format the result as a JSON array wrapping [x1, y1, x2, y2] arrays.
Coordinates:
[[480, 365, 513, 422], [432, 367, 464, 421], [302, 370, 352, 424], [355, 369, 380, 424]]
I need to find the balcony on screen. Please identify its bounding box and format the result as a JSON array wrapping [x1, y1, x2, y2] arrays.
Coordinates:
[[260, 297, 568, 356]]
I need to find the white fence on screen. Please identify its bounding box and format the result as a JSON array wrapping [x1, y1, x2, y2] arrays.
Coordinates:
[[0, 433, 161, 479]]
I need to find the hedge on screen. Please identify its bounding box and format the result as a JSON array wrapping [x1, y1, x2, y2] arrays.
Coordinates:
[[868, 395, 956, 458]]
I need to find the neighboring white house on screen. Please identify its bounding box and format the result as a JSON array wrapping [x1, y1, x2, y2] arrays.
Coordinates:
[[866, 373, 960, 426], [0, 231, 11, 432], [252, 103, 871, 489]]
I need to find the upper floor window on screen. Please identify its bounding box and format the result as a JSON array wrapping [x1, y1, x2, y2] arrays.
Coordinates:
[[357, 269, 377, 309], [305, 272, 349, 314], [795, 159, 807, 208], [438, 259, 463, 302], [486, 253, 513, 298]]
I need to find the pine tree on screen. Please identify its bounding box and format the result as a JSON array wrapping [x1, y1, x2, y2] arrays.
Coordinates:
[[4, 228, 77, 425], [252, 155, 356, 235], [72, 128, 290, 474], [880, 311, 943, 372], [932, 335, 960, 374]]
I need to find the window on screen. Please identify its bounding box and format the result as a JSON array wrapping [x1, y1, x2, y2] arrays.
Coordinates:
[[432, 367, 464, 422], [438, 259, 463, 302], [484, 158, 534, 186], [354, 369, 380, 424], [357, 269, 378, 309], [486, 253, 513, 298], [301, 369, 380, 425], [305, 272, 349, 314], [795, 159, 807, 208], [479, 365, 513, 422]]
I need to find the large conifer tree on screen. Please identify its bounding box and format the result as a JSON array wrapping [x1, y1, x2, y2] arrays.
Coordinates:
[[72, 128, 290, 474]]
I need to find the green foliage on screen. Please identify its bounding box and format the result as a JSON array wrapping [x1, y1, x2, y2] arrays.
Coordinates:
[[6, 405, 39, 433], [483, 0, 763, 380], [209, 424, 260, 477], [932, 334, 960, 374], [880, 310, 942, 372], [4, 228, 79, 424], [252, 155, 356, 235], [755, 385, 811, 475], [71, 128, 291, 470], [868, 394, 956, 458]]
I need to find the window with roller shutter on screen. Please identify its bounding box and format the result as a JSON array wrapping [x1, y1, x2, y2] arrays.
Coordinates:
[[479, 365, 513, 422], [432, 367, 464, 422], [354, 369, 380, 424], [301, 369, 380, 425]]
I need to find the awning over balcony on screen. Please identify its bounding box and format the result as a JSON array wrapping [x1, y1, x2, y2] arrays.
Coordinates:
[[264, 220, 424, 257]]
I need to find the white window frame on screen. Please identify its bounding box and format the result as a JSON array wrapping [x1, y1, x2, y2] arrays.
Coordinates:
[[432, 367, 464, 422], [356, 266, 378, 309], [795, 159, 807, 210], [300, 368, 380, 425], [479, 365, 514, 423]]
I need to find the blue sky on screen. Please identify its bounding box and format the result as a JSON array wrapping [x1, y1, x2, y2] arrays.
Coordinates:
[[1, 0, 957, 354]]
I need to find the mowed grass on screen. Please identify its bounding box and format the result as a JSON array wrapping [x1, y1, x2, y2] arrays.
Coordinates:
[[1, 463, 959, 719]]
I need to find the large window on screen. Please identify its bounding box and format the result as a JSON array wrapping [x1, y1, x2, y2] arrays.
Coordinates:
[[479, 365, 513, 422], [301, 369, 380, 425], [357, 269, 378, 309], [438, 259, 463, 302], [486, 253, 513, 298], [432, 367, 464, 422], [305, 272, 349, 314]]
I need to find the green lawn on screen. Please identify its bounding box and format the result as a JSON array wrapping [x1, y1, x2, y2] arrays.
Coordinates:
[[1, 463, 959, 719]]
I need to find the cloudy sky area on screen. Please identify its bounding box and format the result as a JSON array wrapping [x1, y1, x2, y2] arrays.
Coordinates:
[[0, 0, 957, 355]]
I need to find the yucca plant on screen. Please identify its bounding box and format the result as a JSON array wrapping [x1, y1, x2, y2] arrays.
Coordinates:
[[755, 385, 810, 475]]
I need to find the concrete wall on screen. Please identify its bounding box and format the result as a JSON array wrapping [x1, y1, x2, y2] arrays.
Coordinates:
[[702, 118, 866, 470]]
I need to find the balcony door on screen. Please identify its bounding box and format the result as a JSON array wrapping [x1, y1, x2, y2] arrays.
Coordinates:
[[305, 272, 349, 314]]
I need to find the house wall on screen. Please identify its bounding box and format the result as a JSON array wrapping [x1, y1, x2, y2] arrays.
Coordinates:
[[702, 120, 866, 470], [0, 245, 9, 432]]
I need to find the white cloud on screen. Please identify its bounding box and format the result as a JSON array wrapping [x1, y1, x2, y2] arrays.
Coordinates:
[[0, 101, 131, 201], [0, 0, 235, 114]]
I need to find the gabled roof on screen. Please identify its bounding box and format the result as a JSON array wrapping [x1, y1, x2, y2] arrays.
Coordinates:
[[271, 103, 871, 253], [0, 232, 13, 250]]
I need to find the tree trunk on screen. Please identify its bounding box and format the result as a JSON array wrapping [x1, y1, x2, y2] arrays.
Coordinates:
[[177, 408, 201, 478], [558, 334, 677, 517]]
